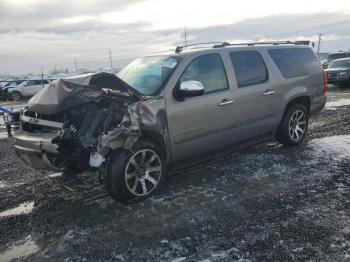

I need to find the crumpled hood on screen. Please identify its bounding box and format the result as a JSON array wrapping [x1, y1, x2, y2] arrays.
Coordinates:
[[28, 72, 142, 115]]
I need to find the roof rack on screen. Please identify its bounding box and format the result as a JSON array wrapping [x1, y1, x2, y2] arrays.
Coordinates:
[[175, 40, 310, 53]]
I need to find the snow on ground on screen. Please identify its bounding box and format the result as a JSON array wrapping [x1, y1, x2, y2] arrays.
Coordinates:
[[326, 98, 350, 110], [0, 132, 8, 140], [48, 172, 63, 178], [308, 135, 350, 160]]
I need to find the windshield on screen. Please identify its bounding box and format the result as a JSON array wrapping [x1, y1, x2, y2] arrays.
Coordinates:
[[328, 60, 350, 69], [118, 56, 180, 96]]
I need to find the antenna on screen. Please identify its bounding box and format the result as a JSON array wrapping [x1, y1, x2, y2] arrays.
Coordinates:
[[184, 27, 188, 46]]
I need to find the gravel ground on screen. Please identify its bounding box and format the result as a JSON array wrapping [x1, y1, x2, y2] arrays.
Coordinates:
[[0, 87, 350, 262]]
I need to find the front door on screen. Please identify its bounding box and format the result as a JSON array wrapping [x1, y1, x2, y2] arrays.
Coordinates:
[[166, 53, 238, 162]]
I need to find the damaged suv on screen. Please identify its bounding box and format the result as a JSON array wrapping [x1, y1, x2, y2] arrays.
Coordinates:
[[14, 41, 327, 202]]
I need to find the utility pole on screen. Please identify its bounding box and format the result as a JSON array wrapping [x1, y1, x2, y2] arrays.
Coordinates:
[[109, 49, 114, 74], [317, 33, 322, 55], [184, 27, 188, 46], [74, 57, 78, 74], [41, 66, 44, 88]]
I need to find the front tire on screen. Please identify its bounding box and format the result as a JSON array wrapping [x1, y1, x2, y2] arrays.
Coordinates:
[[104, 139, 166, 202], [275, 103, 309, 146]]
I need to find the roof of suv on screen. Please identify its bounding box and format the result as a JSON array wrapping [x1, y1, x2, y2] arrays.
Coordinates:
[[146, 41, 313, 59]]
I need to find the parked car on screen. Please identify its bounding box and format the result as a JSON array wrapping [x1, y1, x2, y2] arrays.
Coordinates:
[[5, 79, 50, 101], [14, 41, 326, 202], [324, 52, 350, 68], [0, 80, 24, 100], [325, 57, 350, 87]]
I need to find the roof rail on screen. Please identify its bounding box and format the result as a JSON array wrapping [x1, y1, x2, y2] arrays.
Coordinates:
[[175, 40, 310, 53], [175, 42, 230, 53]]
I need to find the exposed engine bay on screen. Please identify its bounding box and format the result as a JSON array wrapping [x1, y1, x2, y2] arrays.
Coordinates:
[[17, 73, 144, 169]]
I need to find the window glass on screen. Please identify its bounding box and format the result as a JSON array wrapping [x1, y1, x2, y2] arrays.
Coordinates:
[[230, 51, 268, 87], [180, 54, 228, 94], [268, 48, 318, 79], [26, 81, 35, 86], [118, 56, 179, 96]]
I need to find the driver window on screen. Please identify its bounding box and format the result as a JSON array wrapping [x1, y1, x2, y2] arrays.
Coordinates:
[[180, 54, 228, 94]]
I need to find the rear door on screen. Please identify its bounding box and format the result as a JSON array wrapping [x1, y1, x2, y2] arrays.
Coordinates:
[[228, 50, 279, 138], [165, 53, 238, 162]]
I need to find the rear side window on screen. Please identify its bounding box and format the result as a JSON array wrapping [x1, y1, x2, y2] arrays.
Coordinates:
[[230, 51, 268, 87], [268, 48, 318, 79], [180, 54, 228, 94]]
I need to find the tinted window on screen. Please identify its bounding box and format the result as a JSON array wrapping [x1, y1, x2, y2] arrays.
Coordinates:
[[268, 48, 318, 79], [328, 53, 350, 62], [180, 54, 228, 94], [26, 81, 35, 86], [230, 51, 268, 87]]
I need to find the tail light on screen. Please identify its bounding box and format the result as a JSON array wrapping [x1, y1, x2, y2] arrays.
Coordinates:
[[323, 71, 328, 95]]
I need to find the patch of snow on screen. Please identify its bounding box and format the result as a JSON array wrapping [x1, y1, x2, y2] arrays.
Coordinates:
[[0, 201, 34, 218], [0, 132, 9, 140], [308, 135, 350, 160], [48, 172, 63, 178], [326, 99, 350, 110], [0, 181, 6, 189], [0, 235, 39, 262], [171, 257, 186, 262], [160, 239, 168, 244]]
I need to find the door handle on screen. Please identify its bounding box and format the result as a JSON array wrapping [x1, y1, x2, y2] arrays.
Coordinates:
[[263, 90, 276, 96], [218, 99, 234, 106]]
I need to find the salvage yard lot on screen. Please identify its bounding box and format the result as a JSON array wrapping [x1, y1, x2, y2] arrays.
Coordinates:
[[0, 87, 350, 262]]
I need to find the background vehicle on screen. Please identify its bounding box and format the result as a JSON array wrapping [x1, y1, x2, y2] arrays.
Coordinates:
[[5, 79, 50, 100], [324, 51, 350, 68], [325, 57, 350, 87], [0, 80, 24, 100], [14, 41, 326, 202]]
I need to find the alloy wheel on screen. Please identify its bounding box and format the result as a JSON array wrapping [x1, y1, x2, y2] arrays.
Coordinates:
[[288, 110, 306, 142], [125, 149, 162, 196]]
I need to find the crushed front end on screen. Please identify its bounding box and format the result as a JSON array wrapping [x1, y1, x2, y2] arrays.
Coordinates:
[[14, 73, 142, 170]]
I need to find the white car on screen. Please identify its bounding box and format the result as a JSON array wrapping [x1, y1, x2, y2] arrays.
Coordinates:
[[6, 79, 50, 100]]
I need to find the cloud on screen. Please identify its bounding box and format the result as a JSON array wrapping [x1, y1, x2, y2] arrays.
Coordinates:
[[0, 7, 350, 74], [0, 0, 148, 33]]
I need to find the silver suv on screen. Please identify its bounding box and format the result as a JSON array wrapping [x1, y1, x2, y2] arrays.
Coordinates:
[[14, 41, 327, 202]]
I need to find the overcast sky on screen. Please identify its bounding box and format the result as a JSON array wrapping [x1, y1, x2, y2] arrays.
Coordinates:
[[1, 0, 350, 74]]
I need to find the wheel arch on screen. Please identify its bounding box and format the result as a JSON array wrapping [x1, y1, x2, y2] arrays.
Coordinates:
[[277, 95, 311, 132], [140, 131, 169, 164]]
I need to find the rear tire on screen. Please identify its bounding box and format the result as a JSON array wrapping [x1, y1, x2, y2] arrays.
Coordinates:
[[10, 91, 21, 101], [104, 139, 166, 203], [275, 103, 309, 146]]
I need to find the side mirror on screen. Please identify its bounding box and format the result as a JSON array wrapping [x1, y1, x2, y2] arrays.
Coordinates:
[[179, 81, 204, 97]]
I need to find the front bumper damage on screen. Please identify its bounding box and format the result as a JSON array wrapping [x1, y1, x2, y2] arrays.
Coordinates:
[[14, 73, 144, 170], [15, 105, 142, 170], [15, 131, 59, 169]]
